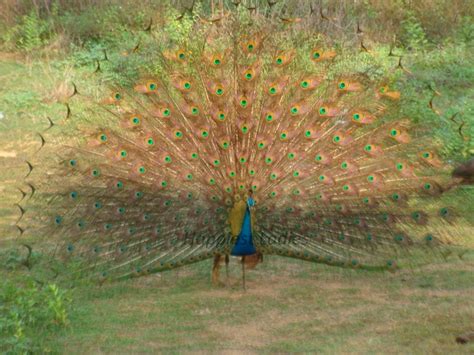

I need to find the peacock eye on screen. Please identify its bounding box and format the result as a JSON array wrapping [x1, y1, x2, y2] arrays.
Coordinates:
[[396, 163, 404, 170], [424, 183, 432, 190], [312, 51, 320, 59], [276, 57, 283, 64], [280, 133, 287, 139], [229, 171, 236, 177], [258, 142, 265, 149], [240, 157, 246, 163], [247, 43, 254, 51], [305, 130, 311, 137], [270, 173, 277, 180], [222, 141, 229, 149], [266, 114, 273, 122], [114, 93, 121, 100], [161, 181, 168, 187], [92, 169, 100, 177], [392, 193, 400, 200], [69, 159, 77, 166], [265, 157, 272, 164], [132, 117, 140, 125], [290, 107, 298, 114], [315, 154, 322, 161], [218, 113, 225, 120], [249, 169, 256, 175], [216, 88, 224, 95], [364, 144, 372, 152], [147, 138, 154, 145], [191, 107, 199, 115], [175, 131, 183, 138], [209, 178, 216, 185], [440, 207, 449, 217], [116, 181, 123, 188], [99, 134, 107, 142], [367, 175, 375, 182], [135, 191, 143, 198], [240, 99, 248, 107], [138, 166, 146, 173], [163, 108, 171, 116], [269, 87, 277, 94], [120, 150, 127, 157], [184, 82, 191, 89], [213, 159, 220, 166], [178, 52, 185, 59], [341, 162, 348, 169], [338, 82, 346, 89], [319, 107, 327, 115], [214, 58, 221, 65], [191, 153, 198, 159], [301, 81, 309, 88], [288, 152, 295, 159], [293, 171, 300, 177], [242, 126, 248, 133], [201, 130, 209, 138], [332, 135, 341, 143], [422, 152, 431, 159], [342, 185, 350, 191], [186, 173, 193, 180], [164, 156, 172, 163], [245, 72, 252, 80], [353, 113, 360, 120], [390, 129, 399, 136], [70, 191, 78, 199]]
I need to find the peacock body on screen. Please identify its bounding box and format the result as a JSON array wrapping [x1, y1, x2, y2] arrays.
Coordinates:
[[18, 11, 472, 283]]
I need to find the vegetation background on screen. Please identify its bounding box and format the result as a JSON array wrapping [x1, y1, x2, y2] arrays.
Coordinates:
[[0, 0, 473, 353]]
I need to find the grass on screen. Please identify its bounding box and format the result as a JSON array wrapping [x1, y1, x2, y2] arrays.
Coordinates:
[[0, 46, 473, 353], [6, 254, 471, 353]]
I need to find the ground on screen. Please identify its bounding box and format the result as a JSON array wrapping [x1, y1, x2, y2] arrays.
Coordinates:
[[39, 255, 474, 353]]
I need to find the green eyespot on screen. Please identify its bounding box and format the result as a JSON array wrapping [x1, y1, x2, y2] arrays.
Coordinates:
[[164, 156, 172, 163], [175, 131, 183, 138], [245, 72, 252, 80], [301, 81, 309, 88], [319, 107, 327, 115], [191, 107, 199, 115], [288, 152, 295, 160], [138, 166, 146, 174], [214, 59, 221, 65], [120, 150, 127, 157], [163, 108, 171, 116], [132, 117, 140, 125], [313, 52, 320, 59], [353, 113, 360, 121], [147, 138, 154, 146], [92, 169, 100, 177], [338, 82, 346, 89], [276, 57, 283, 64], [218, 113, 225, 120], [290, 107, 298, 114], [240, 99, 248, 108], [184, 82, 191, 89], [116, 181, 123, 188], [269, 87, 277, 95], [216, 88, 223, 95]]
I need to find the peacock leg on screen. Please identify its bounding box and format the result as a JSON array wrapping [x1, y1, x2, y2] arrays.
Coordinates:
[[225, 254, 230, 286], [211, 254, 221, 285], [241, 255, 246, 291]]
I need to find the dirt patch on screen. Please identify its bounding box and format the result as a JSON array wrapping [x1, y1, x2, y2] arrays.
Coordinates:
[[0, 151, 17, 158]]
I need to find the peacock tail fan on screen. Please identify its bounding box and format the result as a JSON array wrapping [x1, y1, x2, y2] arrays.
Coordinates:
[[18, 12, 472, 283]]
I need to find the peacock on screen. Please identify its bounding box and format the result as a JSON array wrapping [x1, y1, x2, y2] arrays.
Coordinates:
[[15, 9, 473, 288]]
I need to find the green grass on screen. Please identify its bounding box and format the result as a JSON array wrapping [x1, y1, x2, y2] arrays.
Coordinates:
[[1, 44, 473, 353], [3, 255, 471, 353]]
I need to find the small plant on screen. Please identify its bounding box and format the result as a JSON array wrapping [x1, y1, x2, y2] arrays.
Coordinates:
[[0, 280, 70, 353]]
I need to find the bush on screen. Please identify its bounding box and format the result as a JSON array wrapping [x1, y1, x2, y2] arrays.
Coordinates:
[[0, 280, 70, 353]]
